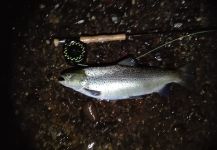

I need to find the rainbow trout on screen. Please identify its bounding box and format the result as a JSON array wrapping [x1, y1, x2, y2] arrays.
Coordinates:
[[58, 57, 192, 100]]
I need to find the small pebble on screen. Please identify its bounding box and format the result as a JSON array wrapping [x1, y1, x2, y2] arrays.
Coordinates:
[[49, 14, 60, 24], [173, 23, 183, 28], [111, 15, 118, 24], [87, 142, 95, 150], [126, 29, 131, 33], [48, 106, 52, 110], [156, 16, 160, 20], [39, 4, 46, 9], [46, 40, 50, 45], [54, 4, 60, 9], [91, 16, 96, 20], [83, 102, 97, 121], [196, 17, 202, 22], [75, 20, 85, 24], [25, 92, 29, 96], [132, 0, 136, 5], [155, 53, 162, 61]]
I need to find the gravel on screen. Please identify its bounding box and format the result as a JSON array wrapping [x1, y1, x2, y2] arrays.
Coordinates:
[[9, 0, 217, 149]]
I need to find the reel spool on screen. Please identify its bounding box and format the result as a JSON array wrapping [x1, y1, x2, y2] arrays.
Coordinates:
[[62, 39, 87, 66]]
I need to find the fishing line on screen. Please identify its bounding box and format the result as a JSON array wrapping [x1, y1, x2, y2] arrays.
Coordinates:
[[135, 30, 217, 60]]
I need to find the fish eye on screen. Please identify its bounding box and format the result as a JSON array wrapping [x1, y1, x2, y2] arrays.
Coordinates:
[[63, 73, 72, 80], [66, 74, 72, 78]]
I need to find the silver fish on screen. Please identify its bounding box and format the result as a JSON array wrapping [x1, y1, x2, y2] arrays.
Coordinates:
[[58, 58, 192, 100]]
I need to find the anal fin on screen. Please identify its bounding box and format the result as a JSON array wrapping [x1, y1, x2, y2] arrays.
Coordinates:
[[158, 84, 171, 97]]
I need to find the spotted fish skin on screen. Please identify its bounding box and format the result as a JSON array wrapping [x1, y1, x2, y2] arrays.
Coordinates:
[[59, 58, 188, 100]]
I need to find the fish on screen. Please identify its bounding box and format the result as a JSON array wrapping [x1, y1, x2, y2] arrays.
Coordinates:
[[58, 57, 193, 100]]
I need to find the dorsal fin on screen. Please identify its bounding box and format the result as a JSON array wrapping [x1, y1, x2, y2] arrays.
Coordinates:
[[118, 57, 137, 67]]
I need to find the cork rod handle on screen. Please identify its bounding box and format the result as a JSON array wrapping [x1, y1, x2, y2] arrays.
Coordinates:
[[80, 34, 127, 43]]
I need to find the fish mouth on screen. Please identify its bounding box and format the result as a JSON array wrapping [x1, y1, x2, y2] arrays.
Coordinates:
[[58, 76, 65, 81]]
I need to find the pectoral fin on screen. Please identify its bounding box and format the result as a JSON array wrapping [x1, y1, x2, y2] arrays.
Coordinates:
[[84, 88, 101, 96]]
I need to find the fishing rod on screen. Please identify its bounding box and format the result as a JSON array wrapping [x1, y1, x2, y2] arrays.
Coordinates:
[[54, 28, 217, 45], [54, 29, 216, 65]]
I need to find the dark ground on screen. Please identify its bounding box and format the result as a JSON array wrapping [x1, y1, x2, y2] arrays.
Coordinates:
[[6, 0, 217, 150]]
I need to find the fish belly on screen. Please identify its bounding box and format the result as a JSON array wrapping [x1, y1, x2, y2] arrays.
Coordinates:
[[85, 77, 164, 100], [82, 67, 180, 100]]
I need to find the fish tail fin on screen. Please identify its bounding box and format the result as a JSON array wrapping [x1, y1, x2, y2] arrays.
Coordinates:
[[178, 64, 195, 87]]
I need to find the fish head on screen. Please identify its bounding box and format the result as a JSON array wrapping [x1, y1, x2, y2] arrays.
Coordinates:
[[58, 68, 86, 90]]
